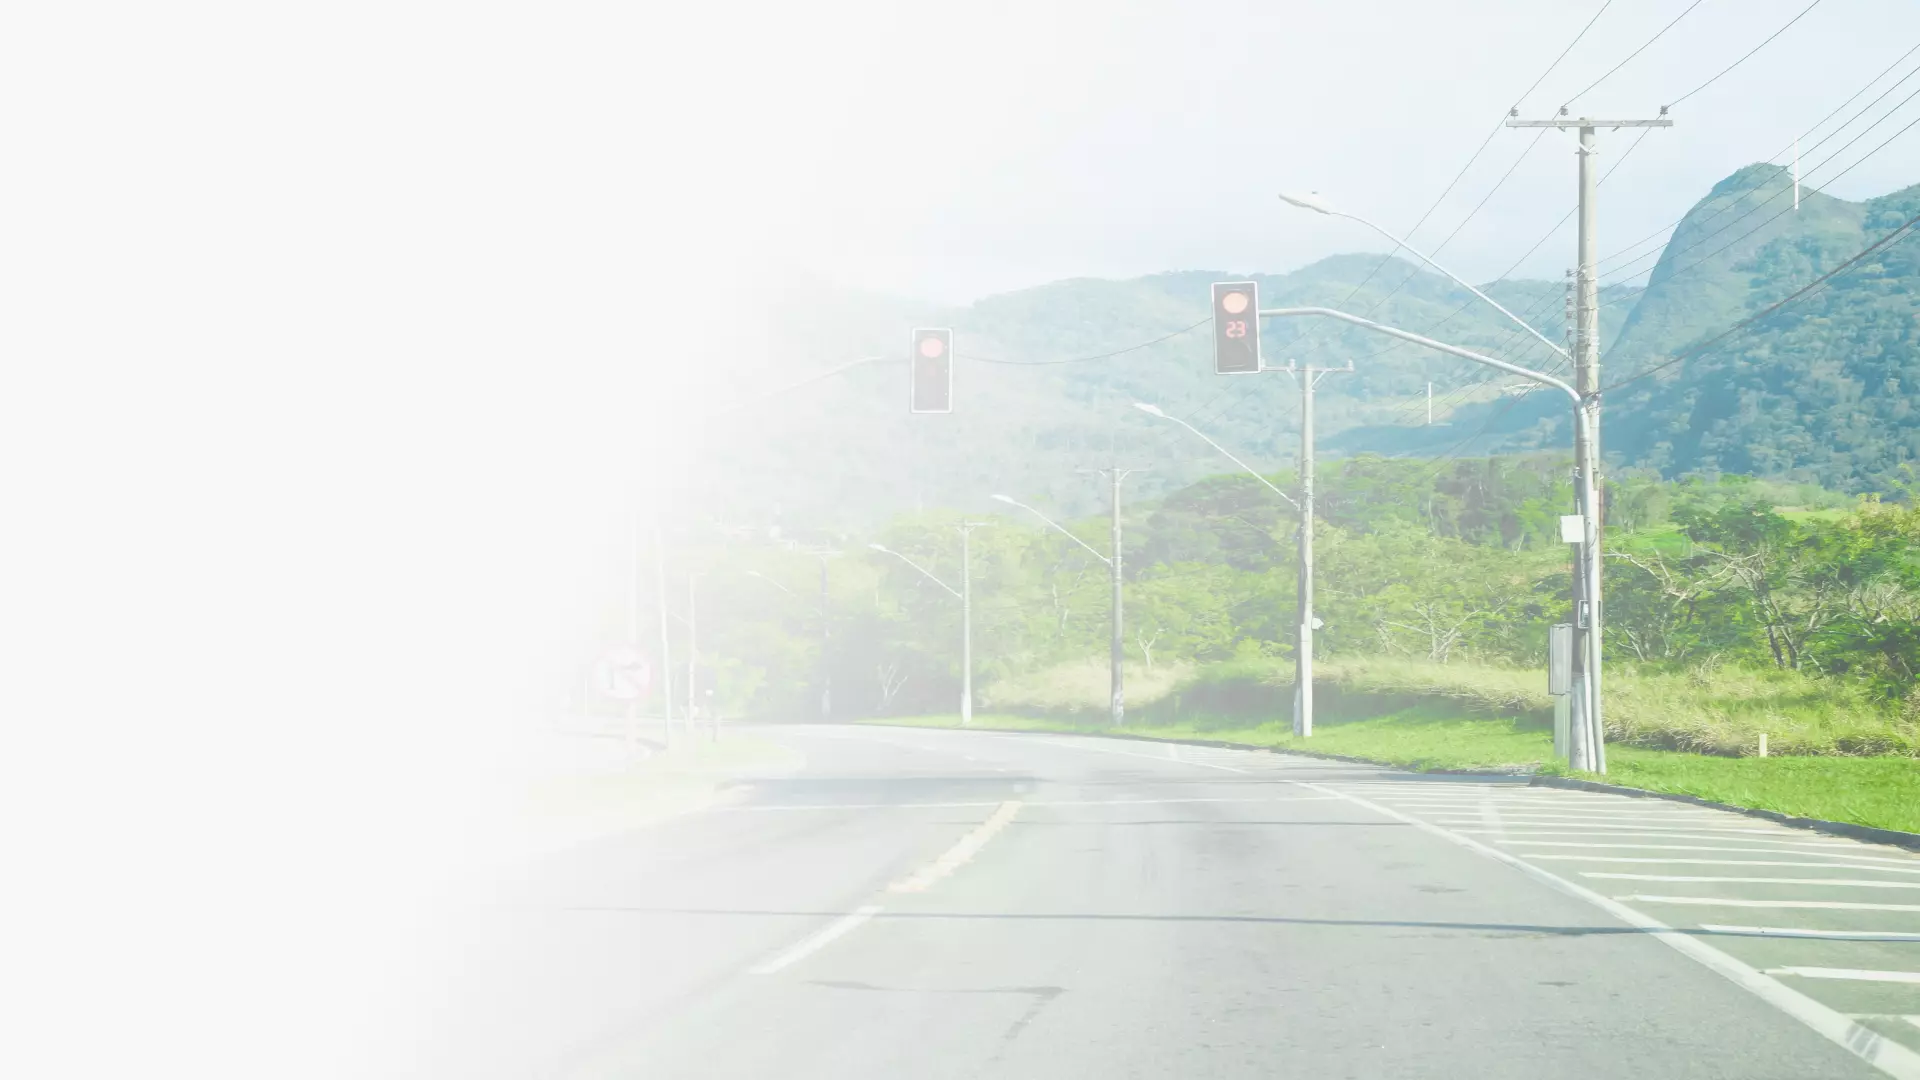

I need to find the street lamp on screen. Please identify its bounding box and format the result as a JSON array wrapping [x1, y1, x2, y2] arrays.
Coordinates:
[[1133, 402, 1322, 736], [746, 566, 833, 721], [1276, 191, 1571, 363], [1238, 306, 1605, 773], [869, 532, 982, 726], [993, 493, 1128, 727], [1133, 404, 1299, 509], [1278, 192, 1606, 773]]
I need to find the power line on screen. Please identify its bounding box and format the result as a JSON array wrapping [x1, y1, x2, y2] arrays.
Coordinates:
[[1361, 124, 1656, 393], [1228, 0, 1615, 411], [1562, 0, 1708, 107], [1596, 52, 1918, 274], [1602, 207, 1920, 392], [958, 318, 1207, 366], [1591, 49, 1920, 284], [1668, 0, 1827, 107], [1597, 77, 1920, 288]]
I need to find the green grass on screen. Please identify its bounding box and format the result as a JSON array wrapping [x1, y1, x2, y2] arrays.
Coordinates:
[[985, 654, 1920, 757], [1594, 747, 1920, 834], [868, 712, 1920, 834]]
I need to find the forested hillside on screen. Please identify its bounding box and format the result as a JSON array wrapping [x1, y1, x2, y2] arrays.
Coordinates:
[[683, 164, 1920, 534]]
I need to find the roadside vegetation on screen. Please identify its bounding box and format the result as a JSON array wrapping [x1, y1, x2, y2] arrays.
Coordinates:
[[685, 456, 1919, 829]]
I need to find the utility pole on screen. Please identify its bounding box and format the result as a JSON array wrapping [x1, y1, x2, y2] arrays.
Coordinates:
[[819, 556, 831, 721], [1506, 109, 1671, 772], [1286, 359, 1351, 737], [958, 522, 990, 726], [654, 522, 674, 749], [994, 478, 1138, 727], [795, 548, 841, 722], [627, 508, 641, 747], [1425, 381, 1432, 426], [686, 571, 698, 743], [1091, 468, 1143, 727]]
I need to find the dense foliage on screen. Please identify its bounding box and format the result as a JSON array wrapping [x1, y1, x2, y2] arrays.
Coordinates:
[[648, 458, 1919, 728]]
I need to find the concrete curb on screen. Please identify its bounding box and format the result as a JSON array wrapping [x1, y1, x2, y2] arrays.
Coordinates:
[[858, 722, 1920, 854], [857, 721, 1532, 778], [1528, 774, 1920, 853]]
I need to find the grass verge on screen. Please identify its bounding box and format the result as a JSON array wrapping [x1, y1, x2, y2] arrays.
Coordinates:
[[870, 712, 1920, 834], [511, 734, 802, 859]]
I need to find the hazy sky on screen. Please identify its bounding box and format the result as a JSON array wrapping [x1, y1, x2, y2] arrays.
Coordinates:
[[729, 0, 1920, 303], [5, 6, 1916, 1073]]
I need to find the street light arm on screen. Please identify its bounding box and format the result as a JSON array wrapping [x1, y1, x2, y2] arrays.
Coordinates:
[[872, 546, 963, 600], [995, 496, 1112, 566], [1135, 407, 1301, 510], [1282, 197, 1570, 363], [1259, 307, 1580, 404]]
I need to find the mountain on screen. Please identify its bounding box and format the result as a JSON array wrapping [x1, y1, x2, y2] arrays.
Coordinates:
[[1604, 166, 1920, 492], [696, 259, 1631, 530], [1385, 164, 1920, 493], [687, 164, 1920, 534]]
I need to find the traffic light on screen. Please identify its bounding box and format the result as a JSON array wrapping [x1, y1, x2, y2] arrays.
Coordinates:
[[1211, 281, 1261, 374], [910, 327, 952, 413]]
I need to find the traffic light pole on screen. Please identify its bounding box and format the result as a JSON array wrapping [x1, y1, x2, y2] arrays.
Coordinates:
[[1258, 305, 1601, 770]]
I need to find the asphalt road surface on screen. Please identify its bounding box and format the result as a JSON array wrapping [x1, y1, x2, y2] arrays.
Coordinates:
[[414, 724, 1920, 1079]]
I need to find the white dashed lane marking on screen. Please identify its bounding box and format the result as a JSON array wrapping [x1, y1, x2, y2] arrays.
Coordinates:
[[1617, 895, 1920, 912], [1530, 856, 1920, 872], [1767, 967, 1920, 985], [1586, 873, 1920, 888], [1704, 925, 1920, 942]]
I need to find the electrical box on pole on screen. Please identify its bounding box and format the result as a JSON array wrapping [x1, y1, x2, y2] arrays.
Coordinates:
[[1211, 282, 1261, 374], [910, 328, 953, 413]]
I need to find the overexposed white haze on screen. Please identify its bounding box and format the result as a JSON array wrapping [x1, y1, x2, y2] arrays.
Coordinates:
[[3, 1, 1917, 1077]]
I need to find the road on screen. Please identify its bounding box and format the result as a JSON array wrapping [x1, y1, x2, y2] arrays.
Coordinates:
[[413, 724, 1920, 1079]]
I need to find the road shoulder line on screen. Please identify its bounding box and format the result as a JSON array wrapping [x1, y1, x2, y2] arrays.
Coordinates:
[[1294, 777, 1920, 1080]]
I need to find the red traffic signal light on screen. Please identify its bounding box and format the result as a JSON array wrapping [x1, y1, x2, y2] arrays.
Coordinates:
[[910, 328, 952, 413], [1212, 281, 1260, 374]]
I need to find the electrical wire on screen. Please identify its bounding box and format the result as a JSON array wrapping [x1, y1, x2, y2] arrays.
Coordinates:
[[1185, 1, 1618, 428], [1668, 0, 1827, 107], [1561, 0, 1709, 107], [957, 318, 1207, 366], [1602, 207, 1920, 392], [1364, 123, 1656, 400], [1596, 77, 1920, 289], [1598, 41, 1920, 274]]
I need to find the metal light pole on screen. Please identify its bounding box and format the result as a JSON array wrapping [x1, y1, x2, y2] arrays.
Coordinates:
[[1131, 403, 1317, 732], [653, 521, 674, 748], [1277, 190, 1618, 772], [1244, 306, 1604, 773], [992, 487, 1133, 727], [747, 556, 837, 722], [870, 526, 985, 725], [686, 571, 698, 743]]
